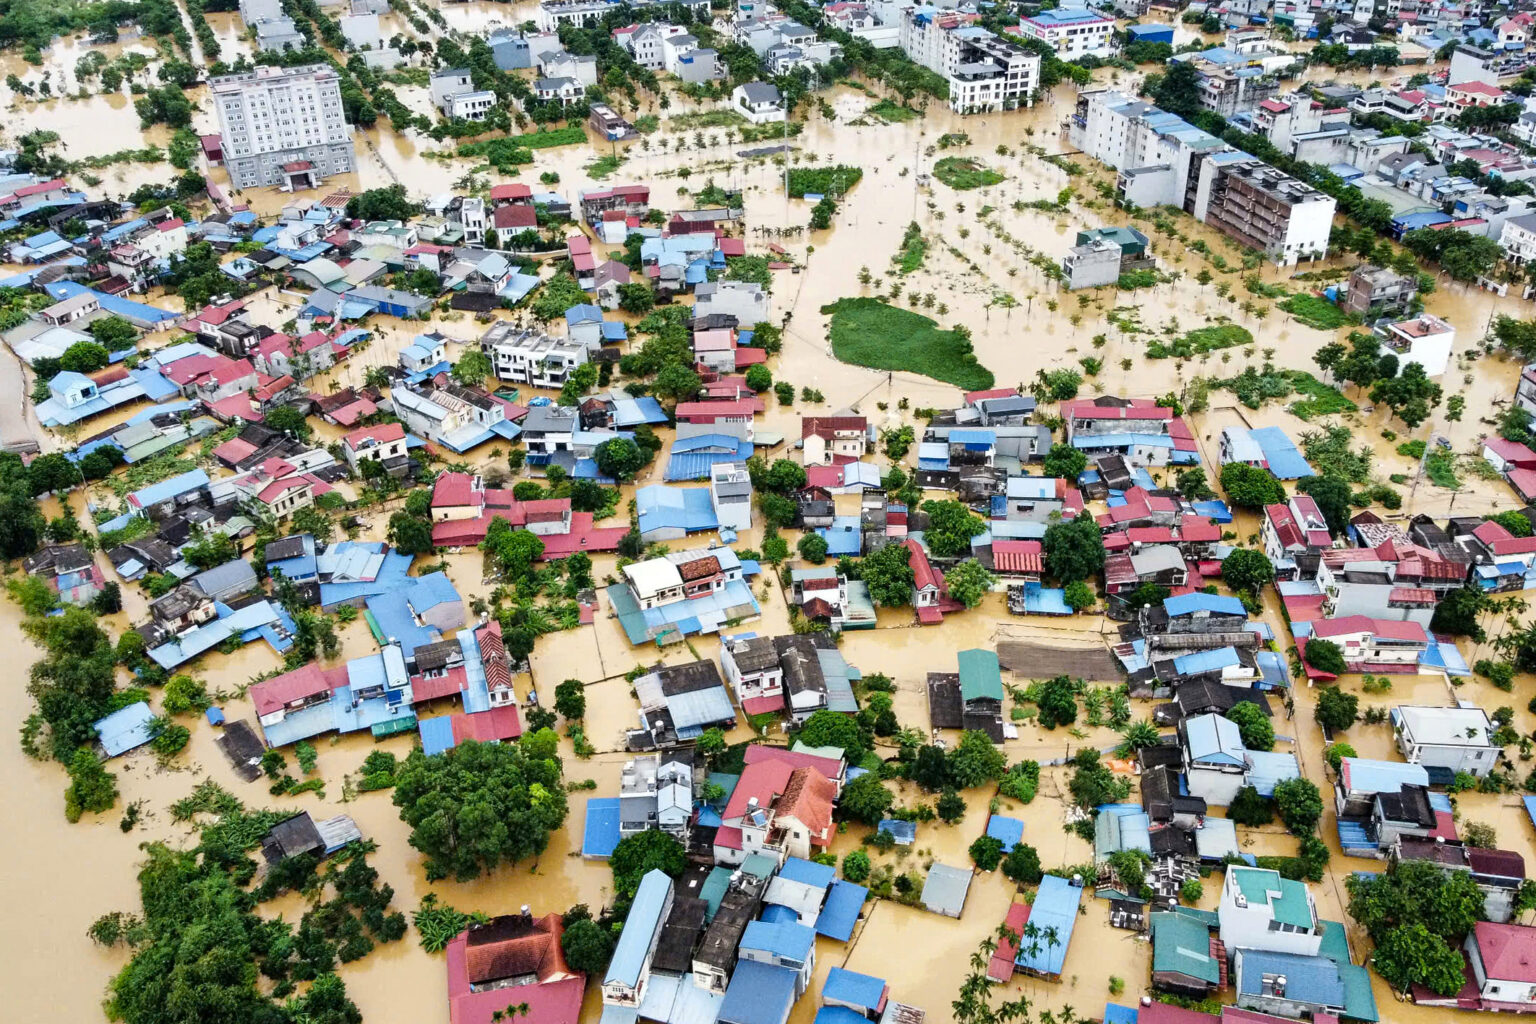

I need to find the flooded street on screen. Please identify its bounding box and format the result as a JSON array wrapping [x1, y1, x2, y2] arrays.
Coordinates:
[[5, 15, 1536, 1024]]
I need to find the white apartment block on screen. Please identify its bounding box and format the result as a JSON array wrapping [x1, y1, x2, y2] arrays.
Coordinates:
[[1394, 705, 1497, 778], [900, 10, 1039, 114], [430, 69, 495, 121], [1500, 213, 1536, 265], [1376, 313, 1455, 377], [480, 324, 589, 389], [211, 64, 355, 191], [1013, 9, 1116, 59]]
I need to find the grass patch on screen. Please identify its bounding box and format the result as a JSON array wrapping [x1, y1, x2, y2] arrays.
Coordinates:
[[455, 125, 588, 172], [932, 156, 1006, 190], [1279, 293, 1353, 331], [1425, 451, 1460, 489], [787, 165, 862, 198], [1286, 372, 1356, 420], [1217, 367, 1355, 419], [1146, 323, 1251, 359], [1117, 269, 1162, 290], [585, 153, 624, 179], [866, 100, 919, 123], [668, 109, 747, 129], [894, 222, 926, 274], [739, 119, 803, 144], [1396, 440, 1426, 459], [822, 297, 994, 390]]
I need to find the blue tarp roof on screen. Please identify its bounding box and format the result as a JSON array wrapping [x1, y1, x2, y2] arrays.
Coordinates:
[[1173, 646, 1241, 675], [815, 880, 866, 941], [1249, 426, 1314, 479], [986, 815, 1025, 853], [823, 967, 886, 1011], [583, 797, 622, 858], [94, 701, 156, 757], [1015, 874, 1080, 975]]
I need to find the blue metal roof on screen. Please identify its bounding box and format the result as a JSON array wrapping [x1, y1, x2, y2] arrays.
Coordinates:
[[95, 701, 156, 757], [128, 467, 209, 508], [1245, 750, 1301, 797], [1185, 713, 1245, 765], [741, 918, 815, 961], [1014, 874, 1080, 975], [818, 516, 862, 556], [419, 715, 455, 756], [718, 960, 798, 1024], [1103, 1005, 1139, 1024], [814, 1008, 870, 1024], [985, 815, 1025, 853], [1249, 426, 1314, 480], [1173, 646, 1241, 675], [1163, 592, 1245, 617], [606, 869, 673, 987], [636, 484, 718, 535], [823, 967, 886, 1011], [778, 855, 836, 888], [1236, 950, 1344, 1006], [815, 880, 866, 941], [1340, 757, 1428, 794]]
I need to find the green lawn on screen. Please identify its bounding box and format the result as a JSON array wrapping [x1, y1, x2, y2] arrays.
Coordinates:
[[1146, 323, 1251, 359], [1279, 293, 1353, 331], [867, 100, 919, 123], [932, 156, 1006, 190], [822, 298, 994, 390]]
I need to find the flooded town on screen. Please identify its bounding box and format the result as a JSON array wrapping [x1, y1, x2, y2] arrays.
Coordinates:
[[11, 1, 1536, 1024]]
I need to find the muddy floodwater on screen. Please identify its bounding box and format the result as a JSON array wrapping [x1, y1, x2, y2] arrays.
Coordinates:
[[7, 20, 1536, 1024]]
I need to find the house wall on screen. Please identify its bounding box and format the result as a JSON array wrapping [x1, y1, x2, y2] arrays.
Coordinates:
[[1396, 736, 1497, 777]]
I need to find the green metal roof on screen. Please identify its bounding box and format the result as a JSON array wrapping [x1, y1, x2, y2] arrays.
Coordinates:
[[1151, 912, 1218, 983], [1317, 919, 1350, 965], [700, 866, 733, 921], [1338, 963, 1380, 1021], [1230, 867, 1314, 929], [958, 648, 1004, 702]]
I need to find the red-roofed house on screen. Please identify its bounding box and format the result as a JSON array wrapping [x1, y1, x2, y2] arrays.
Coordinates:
[[1416, 922, 1536, 1012], [906, 538, 964, 624], [990, 539, 1043, 579], [1307, 615, 1430, 672], [252, 662, 350, 728], [493, 203, 539, 246], [253, 330, 341, 380], [488, 183, 533, 205], [988, 900, 1031, 982], [427, 470, 626, 553], [1262, 495, 1332, 564], [675, 399, 755, 440], [802, 415, 868, 465], [163, 353, 259, 403], [0, 177, 68, 212], [341, 421, 409, 473], [1447, 80, 1507, 108], [1484, 437, 1536, 473], [714, 754, 837, 864], [446, 912, 583, 1024]]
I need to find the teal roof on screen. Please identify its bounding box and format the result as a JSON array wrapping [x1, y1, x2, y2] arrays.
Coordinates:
[[958, 648, 1004, 702], [700, 866, 733, 920], [1339, 963, 1380, 1021], [1230, 866, 1313, 929], [1151, 912, 1218, 983], [1317, 919, 1350, 965]]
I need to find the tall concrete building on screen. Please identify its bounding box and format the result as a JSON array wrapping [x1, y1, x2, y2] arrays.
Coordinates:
[[899, 9, 1039, 114], [211, 64, 356, 192]]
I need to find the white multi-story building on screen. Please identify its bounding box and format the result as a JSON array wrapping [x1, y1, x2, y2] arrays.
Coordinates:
[[710, 461, 753, 532], [480, 323, 588, 389], [1012, 8, 1116, 58], [900, 10, 1039, 114], [211, 64, 356, 191], [430, 68, 495, 121], [1394, 705, 1498, 778], [1375, 312, 1455, 377], [1217, 866, 1323, 957], [1499, 212, 1536, 265]]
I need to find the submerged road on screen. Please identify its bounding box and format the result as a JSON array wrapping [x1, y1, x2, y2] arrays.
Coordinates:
[[0, 344, 39, 453]]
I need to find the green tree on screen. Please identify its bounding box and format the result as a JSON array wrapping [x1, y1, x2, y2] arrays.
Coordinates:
[[558, 362, 598, 407], [1176, 467, 1213, 500], [594, 438, 646, 481], [1306, 639, 1348, 677], [64, 747, 117, 821], [1228, 786, 1274, 826], [1372, 923, 1468, 995], [1296, 474, 1353, 536], [910, 744, 949, 791], [937, 787, 967, 822], [1151, 59, 1202, 118], [799, 708, 865, 760], [943, 559, 994, 609], [1430, 586, 1488, 642], [1001, 843, 1043, 884], [920, 500, 986, 559], [553, 679, 585, 721], [617, 282, 654, 314], [1036, 675, 1078, 729], [837, 772, 894, 825], [1272, 777, 1323, 835], [744, 364, 773, 393], [1222, 548, 1275, 594], [969, 834, 1004, 870], [1314, 684, 1359, 729], [451, 349, 492, 388], [388, 511, 435, 555], [947, 730, 1006, 788], [652, 363, 702, 405], [483, 520, 545, 581], [1064, 580, 1096, 612], [797, 532, 828, 563], [391, 740, 567, 881], [1348, 859, 1486, 944], [1068, 748, 1128, 807], [59, 340, 111, 372], [859, 542, 915, 607], [1041, 443, 1087, 481], [609, 828, 687, 900], [1220, 462, 1286, 508], [842, 849, 871, 882], [560, 916, 614, 974], [264, 404, 312, 441], [1043, 515, 1105, 583], [1225, 702, 1274, 751], [1116, 720, 1160, 756], [1325, 741, 1356, 772], [347, 184, 420, 221]]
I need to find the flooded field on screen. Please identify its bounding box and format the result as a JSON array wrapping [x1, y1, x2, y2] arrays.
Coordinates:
[[5, 14, 1536, 1024]]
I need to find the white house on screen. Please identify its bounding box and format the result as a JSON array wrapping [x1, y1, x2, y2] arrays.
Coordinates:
[[1217, 865, 1323, 957], [1394, 704, 1498, 778], [732, 81, 786, 124], [1376, 313, 1455, 377], [340, 422, 408, 472], [1013, 8, 1116, 58], [1500, 213, 1536, 266], [710, 461, 753, 533], [429, 68, 496, 121]]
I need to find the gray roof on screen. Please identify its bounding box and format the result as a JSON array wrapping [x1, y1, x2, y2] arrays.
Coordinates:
[[192, 558, 257, 598], [921, 863, 972, 916], [739, 81, 781, 104]]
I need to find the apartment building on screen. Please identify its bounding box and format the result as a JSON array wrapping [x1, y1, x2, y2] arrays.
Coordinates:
[[1012, 8, 1116, 58], [1198, 156, 1335, 266], [211, 64, 356, 191], [429, 68, 496, 121], [1374, 312, 1454, 377], [900, 9, 1039, 114], [479, 322, 588, 389], [1499, 212, 1536, 265]]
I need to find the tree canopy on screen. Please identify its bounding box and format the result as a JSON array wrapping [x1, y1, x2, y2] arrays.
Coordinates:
[[391, 740, 567, 881], [608, 828, 687, 900], [1042, 515, 1105, 583], [858, 541, 914, 607], [920, 500, 986, 559], [837, 772, 894, 825], [1219, 462, 1286, 509], [1222, 548, 1274, 595], [1225, 702, 1274, 751]]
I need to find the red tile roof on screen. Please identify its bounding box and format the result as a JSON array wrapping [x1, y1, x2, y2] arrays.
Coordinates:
[[743, 743, 841, 783], [992, 539, 1043, 573], [905, 538, 940, 592], [494, 204, 537, 229], [802, 415, 867, 440], [342, 421, 405, 449], [489, 183, 532, 201], [723, 759, 794, 821], [251, 663, 348, 717], [1474, 923, 1536, 984], [988, 901, 1031, 982], [1310, 615, 1429, 643], [433, 471, 479, 509]]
